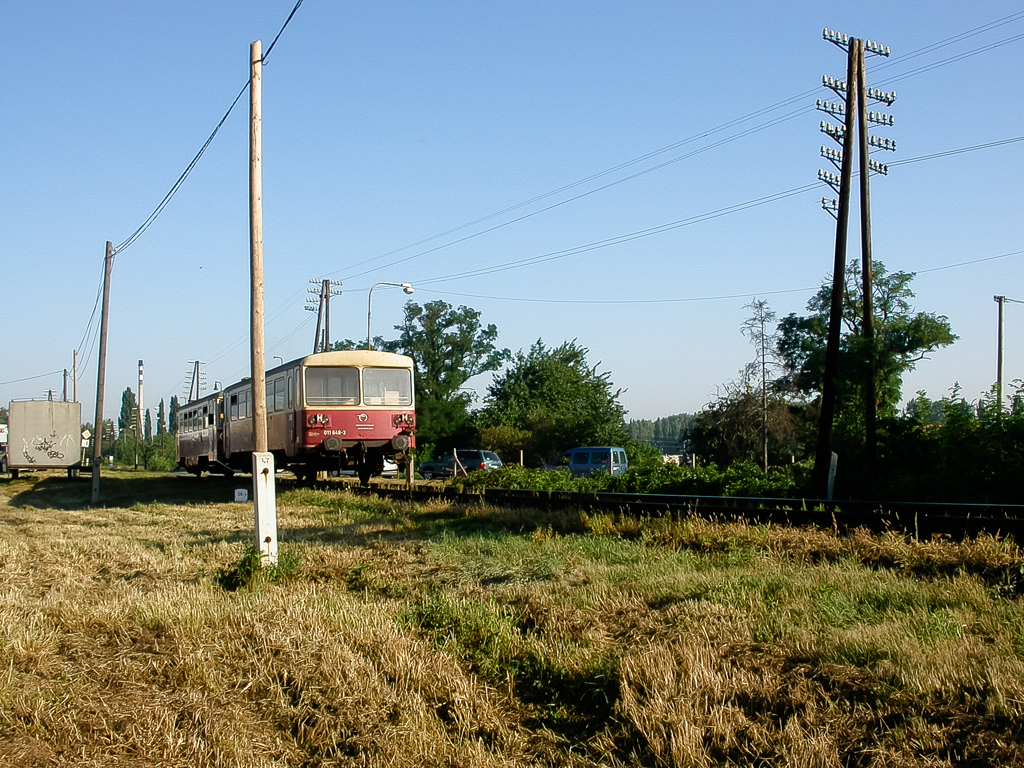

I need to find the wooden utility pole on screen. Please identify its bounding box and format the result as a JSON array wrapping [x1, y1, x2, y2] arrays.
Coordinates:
[[250, 39, 277, 566], [250, 39, 267, 454], [856, 44, 877, 469], [814, 39, 861, 499], [136, 359, 144, 469], [311, 281, 325, 353], [91, 241, 114, 504]]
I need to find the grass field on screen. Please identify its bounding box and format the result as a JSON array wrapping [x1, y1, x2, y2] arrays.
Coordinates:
[[2, 471, 1023, 767]]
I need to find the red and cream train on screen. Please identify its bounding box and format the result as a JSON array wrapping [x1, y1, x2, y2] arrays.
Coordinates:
[[176, 350, 415, 482]]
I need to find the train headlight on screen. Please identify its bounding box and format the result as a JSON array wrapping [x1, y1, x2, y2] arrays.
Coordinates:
[[308, 413, 329, 427]]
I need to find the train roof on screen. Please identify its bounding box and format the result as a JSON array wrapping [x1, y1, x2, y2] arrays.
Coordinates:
[[175, 351, 415, 407], [297, 350, 414, 368]]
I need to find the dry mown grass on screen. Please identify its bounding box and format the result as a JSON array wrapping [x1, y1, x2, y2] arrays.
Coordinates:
[[1, 472, 1023, 767]]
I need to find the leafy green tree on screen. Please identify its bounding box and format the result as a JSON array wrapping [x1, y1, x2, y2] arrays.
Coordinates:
[[156, 399, 166, 437], [480, 339, 628, 465], [144, 408, 153, 444], [873, 383, 1024, 503], [0, 406, 8, 424], [389, 300, 508, 402], [148, 433, 177, 471], [479, 424, 534, 464], [688, 371, 799, 467], [379, 300, 509, 448], [330, 339, 364, 351], [777, 260, 956, 437], [118, 387, 137, 434], [168, 395, 179, 434]]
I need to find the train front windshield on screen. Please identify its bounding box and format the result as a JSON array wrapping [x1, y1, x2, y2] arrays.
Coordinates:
[[303, 366, 413, 407], [305, 367, 359, 406], [362, 367, 413, 406]]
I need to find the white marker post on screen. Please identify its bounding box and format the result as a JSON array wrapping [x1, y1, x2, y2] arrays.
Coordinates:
[[253, 452, 278, 565]]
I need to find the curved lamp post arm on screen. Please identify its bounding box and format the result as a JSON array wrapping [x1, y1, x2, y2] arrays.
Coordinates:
[[367, 282, 414, 350]]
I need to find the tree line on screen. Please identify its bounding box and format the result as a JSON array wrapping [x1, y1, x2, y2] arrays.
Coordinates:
[[686, 259, 1022, 502], [333, 301, 630, 466], [54, 257, 1022, 502]]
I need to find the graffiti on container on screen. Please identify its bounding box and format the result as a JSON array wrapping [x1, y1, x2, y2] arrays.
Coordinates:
[[20, 431, 72, 464]]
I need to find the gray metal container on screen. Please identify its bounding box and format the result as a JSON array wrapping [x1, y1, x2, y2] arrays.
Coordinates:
[[7, 400, 82, 470]]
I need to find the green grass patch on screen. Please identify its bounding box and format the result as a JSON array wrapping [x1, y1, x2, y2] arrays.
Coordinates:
[[218, 543, 303, 590]]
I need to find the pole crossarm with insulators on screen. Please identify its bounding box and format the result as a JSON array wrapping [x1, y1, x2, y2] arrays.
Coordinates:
[[305, 278, 343, 353]]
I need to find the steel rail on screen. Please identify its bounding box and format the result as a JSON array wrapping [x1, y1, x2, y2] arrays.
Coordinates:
[[327, 480, 1024, 542]]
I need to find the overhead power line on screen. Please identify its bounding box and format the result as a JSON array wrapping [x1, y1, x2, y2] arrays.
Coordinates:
[[331, 14, 1024, 283], [0, 370, 65, 387], [112, 0, 304, 256], [889, 135, 1024, 166], [423, 249, 1024, 307], [408, 136, 1024, 291]]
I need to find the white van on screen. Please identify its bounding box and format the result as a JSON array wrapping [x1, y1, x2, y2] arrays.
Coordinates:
[[549, 446, 628, 477]]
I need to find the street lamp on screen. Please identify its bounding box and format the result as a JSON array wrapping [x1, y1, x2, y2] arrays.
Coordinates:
[[367, 282, 414, 350]]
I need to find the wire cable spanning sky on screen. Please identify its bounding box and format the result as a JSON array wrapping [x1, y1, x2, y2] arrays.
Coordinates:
[[2, 2, 1022, 420]]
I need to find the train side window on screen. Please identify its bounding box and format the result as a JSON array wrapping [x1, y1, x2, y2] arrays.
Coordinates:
[[242, 389, 250, 419], [287, 375, 293, 411], [274, 377, 286, 411], [230, 394, 239, 420]]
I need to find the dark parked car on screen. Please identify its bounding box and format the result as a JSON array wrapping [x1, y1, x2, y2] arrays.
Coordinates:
[[417, 449, 502, 480]]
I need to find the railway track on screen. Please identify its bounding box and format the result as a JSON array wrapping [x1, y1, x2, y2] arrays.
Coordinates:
[[340, 480, 1024, 541]]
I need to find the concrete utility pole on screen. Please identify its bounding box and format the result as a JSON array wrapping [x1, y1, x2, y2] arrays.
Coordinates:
[[995, 295, 1024, 408], [91, 241, 114, 504]]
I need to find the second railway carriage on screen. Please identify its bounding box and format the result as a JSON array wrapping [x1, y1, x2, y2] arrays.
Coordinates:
[[177, 350, 416, 482]]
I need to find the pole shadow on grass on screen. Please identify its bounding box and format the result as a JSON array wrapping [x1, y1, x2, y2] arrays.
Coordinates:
[[5, 473, 247, 510]]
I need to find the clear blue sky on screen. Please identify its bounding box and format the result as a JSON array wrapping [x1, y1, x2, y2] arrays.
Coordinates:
[[2, 1, 1022, 423]]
